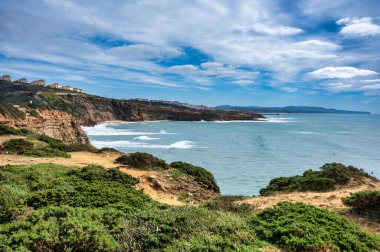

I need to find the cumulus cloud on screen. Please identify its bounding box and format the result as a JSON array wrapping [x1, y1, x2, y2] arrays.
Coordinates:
[[309, 66, 377, 79], [337, 17, 380, 36]]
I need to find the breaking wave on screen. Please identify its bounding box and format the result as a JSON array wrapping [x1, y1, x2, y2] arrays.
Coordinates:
[[133, 136, 160, 141], [91, 140, 195, 149], [82, 124, 175, 136]]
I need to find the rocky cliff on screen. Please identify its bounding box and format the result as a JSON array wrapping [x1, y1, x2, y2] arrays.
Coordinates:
[[0, 80, 264, 144]]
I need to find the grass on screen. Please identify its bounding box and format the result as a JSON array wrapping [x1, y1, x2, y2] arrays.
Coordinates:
[[260, 163, 378, 195], [342, 190, 380, 221], [115, 152, 168, 170], [0, 163, 379, 251], [170, 161, 220, 193]]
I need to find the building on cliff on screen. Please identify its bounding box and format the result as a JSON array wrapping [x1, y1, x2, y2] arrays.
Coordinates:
[[31, 79, 46, 86], [73, 87, 85, 93], [15, 78, 28, 84], [48, 83, 62, 89], [0, 75, 11, 81], [62, 85, 75, 91]]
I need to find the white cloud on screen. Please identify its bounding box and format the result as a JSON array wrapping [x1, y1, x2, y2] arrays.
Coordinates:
[[309, 66, 377, 79], [337, 17, 380, 36], [251, 23, 303, 36], [295, 40, 340, 50], [362, 79, 380, 83]]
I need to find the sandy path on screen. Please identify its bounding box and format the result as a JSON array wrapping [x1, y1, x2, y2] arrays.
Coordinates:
[[0, 151, 185, 206]]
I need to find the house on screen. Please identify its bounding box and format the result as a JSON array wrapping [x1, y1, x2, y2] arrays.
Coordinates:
[[31, 79, 45, 86], [15, 78, 28, 84], [48, 83, 62, 89], [62, 85, 75, 91], [0, 75, 11, 81], [73, 87, 85, 93]]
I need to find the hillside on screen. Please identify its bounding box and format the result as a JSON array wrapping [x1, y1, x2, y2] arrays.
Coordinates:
[[0, 80, 263, 143], [217, 105, 371, 114]]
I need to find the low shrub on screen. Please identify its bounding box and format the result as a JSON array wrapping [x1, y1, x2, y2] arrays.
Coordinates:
[[170, 161, 220, 193], [0, 125, 30, 136], [260, 163, 377, 195], [0, 206, 125, 251], [116, 207, 259, 251], [0, 124, 19, 135], [2, 139, 70, 158], [342, 190, 380, 221], [202, 196, 253, 215], [61, 143, 97, 152], [0, 102, 25, 120], [252, 202, 380, 251], [115, 152, 168, 170]]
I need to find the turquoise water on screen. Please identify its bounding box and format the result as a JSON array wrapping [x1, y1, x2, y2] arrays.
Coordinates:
[[83, 114, 380, 195]]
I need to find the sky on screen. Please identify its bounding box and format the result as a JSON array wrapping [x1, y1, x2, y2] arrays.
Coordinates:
[[1, 0, 380, 113]]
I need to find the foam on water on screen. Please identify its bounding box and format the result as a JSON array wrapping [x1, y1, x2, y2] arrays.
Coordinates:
[[91, 140, 195, 149], [134, 136, 160, 141], [82, 124, 175, 136]]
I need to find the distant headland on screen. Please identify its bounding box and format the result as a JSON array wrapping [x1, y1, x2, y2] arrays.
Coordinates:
[[216, 105, 371, 114]]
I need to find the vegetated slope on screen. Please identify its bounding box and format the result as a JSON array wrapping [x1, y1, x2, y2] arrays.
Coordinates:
[[259, 163, 378, 195], [1, 163, 379, 251]]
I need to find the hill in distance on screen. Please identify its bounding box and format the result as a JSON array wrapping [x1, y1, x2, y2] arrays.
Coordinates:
[[216, 105, 371, 114]]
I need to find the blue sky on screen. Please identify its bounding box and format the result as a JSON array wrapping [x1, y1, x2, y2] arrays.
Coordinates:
[[1, 0, 380, 113]]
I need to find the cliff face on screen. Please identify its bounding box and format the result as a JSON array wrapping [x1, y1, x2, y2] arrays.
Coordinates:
[[0, 81, 264, 144], [0, 108, 90, 144]]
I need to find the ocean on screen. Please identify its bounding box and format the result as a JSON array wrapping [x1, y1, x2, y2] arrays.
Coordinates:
[[82, 114, 380, 196]]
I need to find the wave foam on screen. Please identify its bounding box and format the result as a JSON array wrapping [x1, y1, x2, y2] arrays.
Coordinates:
[[91, 140, 195, 149], [82, 125, 176, 136], [133, 136, 160, 141]]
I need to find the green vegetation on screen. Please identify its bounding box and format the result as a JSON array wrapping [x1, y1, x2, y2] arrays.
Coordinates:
[[115, 152, 168, 170], [0, 125, 100, 157], [202, 196, 253, 215], [252, 202, 380, 251], [260, 163, 377, 195], [38, 92, 60, 100], [0, 163, 380, 251], [171, 161, 220, 193], [0, 124, 28, 136], [342, 190, 380, 221], [0, 102, 25, 120], [2, 139, 70, 158]]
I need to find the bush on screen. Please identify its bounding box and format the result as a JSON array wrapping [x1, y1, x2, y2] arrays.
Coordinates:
[[61, 143, 97, 152], [116, 206, 260, 251], [202, 196, 253, 215], [0, 102, 25, 120], [342, 190, 380, 221], [0, 206, 124, 251], [115, 152, 168, 170], [252, 202, 380, 251], [260, 163, 378, 195], [2, 139, 70, 158], [0, 124, 19, 135], [170, 161, 220, 193]]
